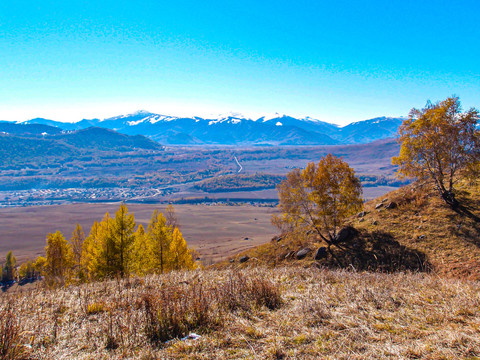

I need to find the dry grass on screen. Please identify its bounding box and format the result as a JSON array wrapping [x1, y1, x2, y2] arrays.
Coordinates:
[[1, 266, 480, 359], [231, 180, 480, 280], [0, 302, 29, 360], [352, 180, 480, 280]]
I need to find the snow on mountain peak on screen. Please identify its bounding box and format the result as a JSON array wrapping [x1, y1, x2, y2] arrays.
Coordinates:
[[208, 112, 247, 125], [261, 113, 283, 122]]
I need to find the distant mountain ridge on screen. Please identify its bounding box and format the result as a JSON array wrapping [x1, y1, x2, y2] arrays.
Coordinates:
[[11, 111, 405, 146], [0, 124, 163, 160]]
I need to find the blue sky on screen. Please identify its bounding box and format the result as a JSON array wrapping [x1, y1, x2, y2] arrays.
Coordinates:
[[1, 0, 479, 125]]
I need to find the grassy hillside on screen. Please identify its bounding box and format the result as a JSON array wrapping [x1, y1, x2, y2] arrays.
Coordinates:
[[2, 267, 480, 359], [2, 182, 480, 358], [231, 180, 480, 280]]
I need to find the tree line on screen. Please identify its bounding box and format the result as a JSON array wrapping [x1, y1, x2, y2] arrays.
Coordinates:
[[1, 204, 197, 287]]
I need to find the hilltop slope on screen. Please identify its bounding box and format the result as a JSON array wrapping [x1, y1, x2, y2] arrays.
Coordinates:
[[232, 180, 480, 280]]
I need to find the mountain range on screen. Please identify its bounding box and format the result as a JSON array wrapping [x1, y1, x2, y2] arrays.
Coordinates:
[[3, 111, 405, 146]]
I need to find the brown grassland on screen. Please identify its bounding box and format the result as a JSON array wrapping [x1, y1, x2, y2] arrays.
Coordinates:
[[1, 180, 480, 359], [1, 267, 480, 359]]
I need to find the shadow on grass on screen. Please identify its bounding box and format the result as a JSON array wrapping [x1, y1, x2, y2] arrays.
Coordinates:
[[322, 231, 432, 272], [445, 192, 480, 247]]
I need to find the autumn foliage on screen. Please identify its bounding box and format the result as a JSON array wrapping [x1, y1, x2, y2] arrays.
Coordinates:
[[392, 96, 480, 208], [29, 204, 197, 287], [273, 154, 363, 258]]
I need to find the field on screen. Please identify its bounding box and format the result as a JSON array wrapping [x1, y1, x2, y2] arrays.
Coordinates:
[[0, 203, 278, 264], [2, 267, 479, 359]]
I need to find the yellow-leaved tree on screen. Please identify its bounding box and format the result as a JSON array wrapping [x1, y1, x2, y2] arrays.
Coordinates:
[[81, 220, 100, 281], [86, 213, 115, 280], [273, 154, 363, 261], [111, 203, 136, 277], [169, 227, 195, 271], [83, 204, 136, 279], [146, 210, 172, 274], [392, 96, 480, 208], [132, 224, 149, 275], [44, 231, 73, 287]]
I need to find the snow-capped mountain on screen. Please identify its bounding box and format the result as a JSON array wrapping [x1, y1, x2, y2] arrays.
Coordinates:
[[16, 112, 405, 146]]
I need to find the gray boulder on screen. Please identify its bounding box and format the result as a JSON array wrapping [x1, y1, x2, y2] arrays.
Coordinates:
[[296, 248, 311, 260], [239, 255, 249, 263], [385, 202, 397, 209]]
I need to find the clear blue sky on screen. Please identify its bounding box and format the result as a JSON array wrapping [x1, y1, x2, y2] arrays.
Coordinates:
[[1, 0, 479, 125]]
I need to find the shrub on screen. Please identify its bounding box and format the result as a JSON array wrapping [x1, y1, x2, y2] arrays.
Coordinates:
[[86, 302, 106, 315], [220, 273, 282, 311], [142, 272, 282, 344], [142, 281, 222, 344], [0, 302, 29, 360]]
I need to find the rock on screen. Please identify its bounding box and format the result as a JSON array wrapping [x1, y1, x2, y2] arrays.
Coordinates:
[[239, 256, 249, 263], [271, 236, 283, 243], [334, 226, 358, 244], [382, 198, 389, 203], [314, 247, 327, 260], [244, 237, 250, 241], [417, 235, 426, 240], [372, 220, 378, 225], [385, 201, 397, 209], [357, 211, 366, 218], [284, 251, 295, 259], [359, 218, 365, 222], [181, 333, 201, 341], [229, 259, 235, 263], [375, 203, 383, 209], [296, 248, 311, 260]]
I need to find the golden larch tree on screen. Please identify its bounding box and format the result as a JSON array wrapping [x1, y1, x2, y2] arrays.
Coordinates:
[[147, 210, 172, 274], [44, 231, 73, 287], [169, 227, 195, 271], [111, 203, 136, 277], [132, 223, 150, 275]]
